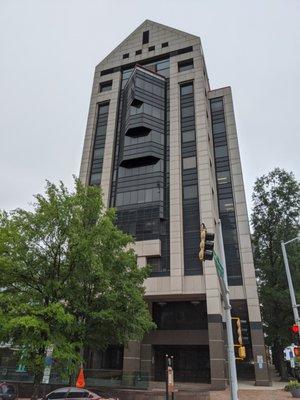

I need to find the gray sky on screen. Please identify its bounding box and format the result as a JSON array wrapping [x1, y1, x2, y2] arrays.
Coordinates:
[[0, 0, 299, 216]]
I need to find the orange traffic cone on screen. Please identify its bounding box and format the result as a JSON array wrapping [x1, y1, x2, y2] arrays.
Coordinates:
[[76, 367, 85, 388]]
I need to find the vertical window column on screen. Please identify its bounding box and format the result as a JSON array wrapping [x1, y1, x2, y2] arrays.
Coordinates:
[[180, 83, 201, 275], [89, 102, 109, 186], [210, 97, 242, 285]]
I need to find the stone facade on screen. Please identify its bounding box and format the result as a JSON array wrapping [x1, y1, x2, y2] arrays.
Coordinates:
[[79, 20, 269, 390]]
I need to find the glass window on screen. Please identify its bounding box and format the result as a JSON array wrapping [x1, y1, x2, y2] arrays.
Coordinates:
[[122, 69, 133, 80], [148, 45, 155, 51], [116, 192, 124, 206], [180, 84, 193, 95], [90, 173, 101, 185], [219, 199, 234, 212], [183, 185, 198, 199], [123, 53, 129, 59], [142, 30, 149, 44], [93, 148, 104, 159], [66, 391, 89, 398], [135, 49, 142, 55], [181, 106, 194, 118], [130, 191, 138, 204], [211, 99, 223, 112], [153, 301, 207, 330], [99, 80, 112, 92], [99, 103, 109, 114], [217, 171, 231, 185], [145, 188, 153, 202], [138, 190, 145, 203], [156, 59, 170, 71], [123, 192, 130, 205], [47, 392, 68, 399], [213, 122, 225, 134], [178, 59, 194, 72], [215, 145, 228, 158], [162, 42, 169, 48], [182, 130, 196, 143], [183, 156, 197, 170]]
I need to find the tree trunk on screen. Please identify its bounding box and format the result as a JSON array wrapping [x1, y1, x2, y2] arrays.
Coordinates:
[[274, 342, 289, 381], [31, 372, 43, 400]]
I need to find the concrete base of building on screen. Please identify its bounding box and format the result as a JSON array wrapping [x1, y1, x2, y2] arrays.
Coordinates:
[[255, 380, 272, 387]]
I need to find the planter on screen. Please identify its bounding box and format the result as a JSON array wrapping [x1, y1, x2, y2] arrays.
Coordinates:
[[291, 388, 300, 398]]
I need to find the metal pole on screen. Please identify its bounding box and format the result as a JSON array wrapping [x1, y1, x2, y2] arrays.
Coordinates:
[[165, 354, 169, 400], [217, 220, 239, 400], [281, 240, 300, 333]]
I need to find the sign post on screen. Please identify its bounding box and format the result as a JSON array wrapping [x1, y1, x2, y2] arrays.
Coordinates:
[[165, 355, 174, 400], [215, 220, 239, 400]]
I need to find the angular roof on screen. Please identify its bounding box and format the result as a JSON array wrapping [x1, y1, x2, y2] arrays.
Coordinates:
[[97, 19, 200, 69]]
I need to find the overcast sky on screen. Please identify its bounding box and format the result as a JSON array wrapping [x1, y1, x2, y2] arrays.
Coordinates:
[[0, 0, 299, 216]]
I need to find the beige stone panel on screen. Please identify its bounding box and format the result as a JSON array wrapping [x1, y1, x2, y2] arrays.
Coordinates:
[[245, 284, 260, 300], [207, 297, 222, 315], [242, 263, 256, 278], [239, 234, 252, 250], [170, 276, 183, 293], [248, 305, 263, 321], [229, 285, 246, 299], [183, 276, 206, 293]]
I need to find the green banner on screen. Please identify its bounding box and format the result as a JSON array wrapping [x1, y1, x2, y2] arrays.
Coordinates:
[[213, 251, 224, 278]]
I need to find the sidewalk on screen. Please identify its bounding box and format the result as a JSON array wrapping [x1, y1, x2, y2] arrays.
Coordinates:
[[211, 365, 290, 400]]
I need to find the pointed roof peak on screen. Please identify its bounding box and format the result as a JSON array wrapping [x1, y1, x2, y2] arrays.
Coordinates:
[[97, 20, 200, 69]]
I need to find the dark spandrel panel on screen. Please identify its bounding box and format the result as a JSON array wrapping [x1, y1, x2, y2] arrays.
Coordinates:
[[153, 301, 208, 330]]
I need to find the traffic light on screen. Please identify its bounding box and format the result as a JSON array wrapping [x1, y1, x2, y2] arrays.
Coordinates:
[[199, 223, 215, 262], [236, 317, 243, 345], [289, 324, 300, 345], [292, 324, 299, 334], [232, 317, 247, 360], [238, 346, 246, 359]]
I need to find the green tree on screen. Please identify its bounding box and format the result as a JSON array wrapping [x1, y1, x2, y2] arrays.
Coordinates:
[[251, 168, 300, 379], [0, 180, 154, 398]]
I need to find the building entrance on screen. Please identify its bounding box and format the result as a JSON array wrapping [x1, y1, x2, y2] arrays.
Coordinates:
[[153, 345, 210, 383]]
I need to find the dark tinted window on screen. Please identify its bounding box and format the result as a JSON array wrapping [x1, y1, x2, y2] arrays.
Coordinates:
[[162, 42, 169, 48], [182, 130, 195, 142], [153, 301, 208, 330], [99, 80, 112, 92], [48, 392, 68, 399], [142, 30, 149, 44], [135, 49, 142, 55], [180, 83, 193, 95], [148, 45, 155, 51], [178, 59, 194, 72], [66, 392, 88, 398], [183, 185, 198, 199], [123, 53, 129, 59]]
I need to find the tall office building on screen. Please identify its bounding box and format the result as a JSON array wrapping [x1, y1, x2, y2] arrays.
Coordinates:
[[79, 20, 269, 389]]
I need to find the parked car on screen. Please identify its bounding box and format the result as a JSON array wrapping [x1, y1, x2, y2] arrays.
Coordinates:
[[0, 382, 17, 400], [41, 387, 119, 400]]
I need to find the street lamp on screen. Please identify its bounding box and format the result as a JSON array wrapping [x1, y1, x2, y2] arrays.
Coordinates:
[[281, 233, 300, 334]]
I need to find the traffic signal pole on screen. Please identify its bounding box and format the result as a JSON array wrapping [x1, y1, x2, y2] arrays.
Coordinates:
[[217, 220, 239, 400], [281, 238, 300, 336]]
